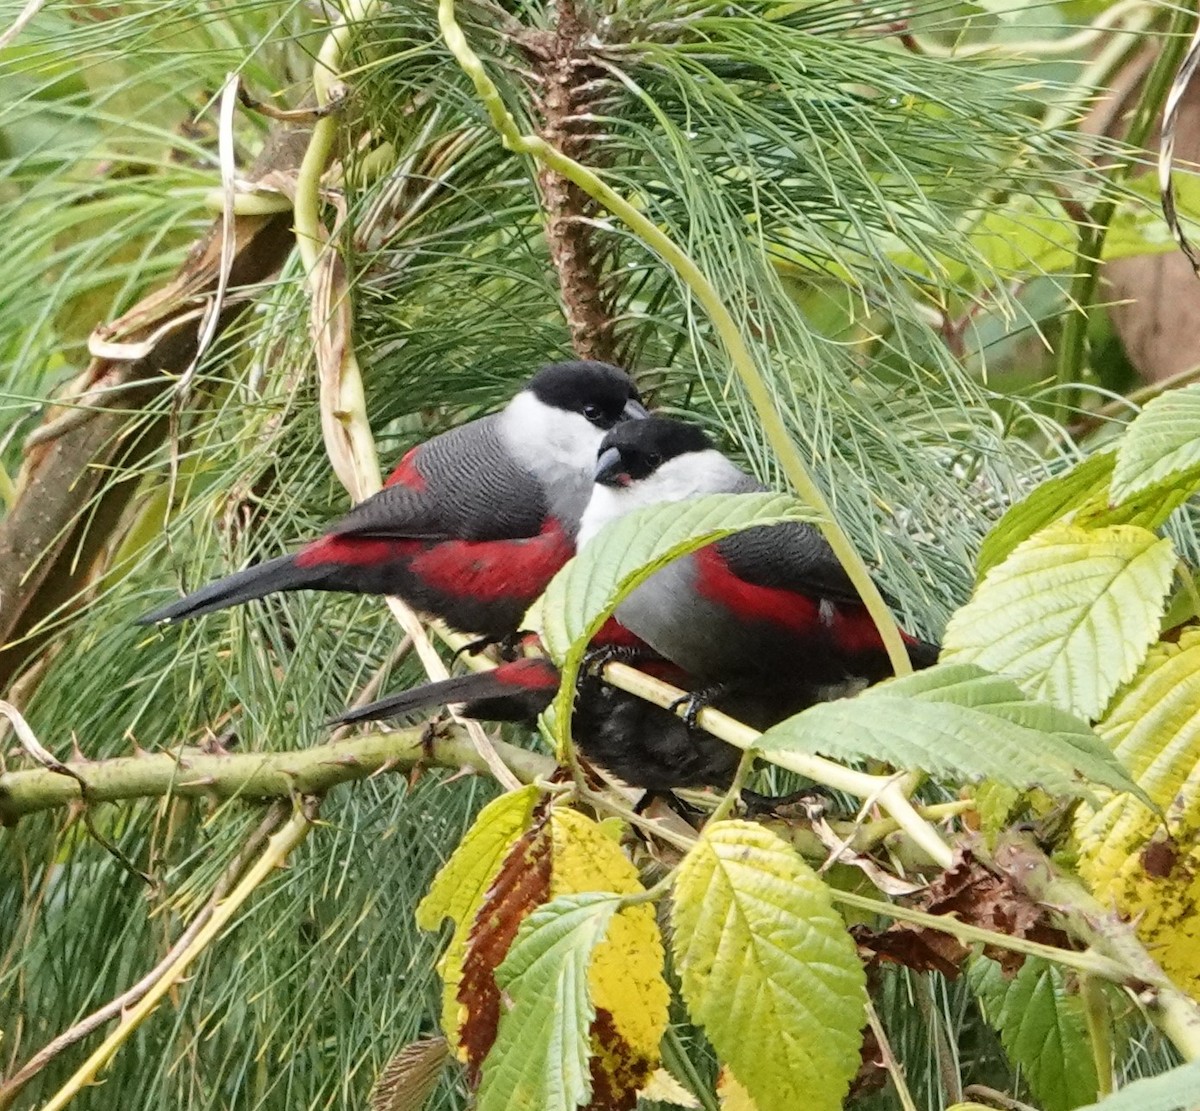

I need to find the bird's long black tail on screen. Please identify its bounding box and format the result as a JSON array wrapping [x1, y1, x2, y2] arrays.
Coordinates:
[[332, 658, 559, 727], [136, 554, 314, 625]]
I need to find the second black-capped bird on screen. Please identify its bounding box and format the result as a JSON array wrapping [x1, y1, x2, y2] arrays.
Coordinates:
[[137, 361, 646, 640], [579, 416, 938, 721], [334, 416, 938, 793]]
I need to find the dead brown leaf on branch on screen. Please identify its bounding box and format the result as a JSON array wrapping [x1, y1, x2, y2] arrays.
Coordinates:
[[853, 848, 1075, 979]]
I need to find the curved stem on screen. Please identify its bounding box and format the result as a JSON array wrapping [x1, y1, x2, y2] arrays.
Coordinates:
[[437, 0, 911, 678], [1054, 3, 1196, 422], [293, 0, 382, 499]]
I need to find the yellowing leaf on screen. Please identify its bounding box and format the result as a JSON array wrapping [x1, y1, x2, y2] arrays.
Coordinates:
[[476, 893, 621, 1111], [718, 1067, 761, 1110], [416, 785, 541, 1046], [549, 808, 670, 1103], [1075, 630, 1200, 996], [461, 806, 670, 1109], [671, 821, 865, 1111], [944, 523, 1175, 720]]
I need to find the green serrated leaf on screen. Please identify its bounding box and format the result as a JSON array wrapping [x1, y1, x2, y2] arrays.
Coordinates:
[[476, 892, 620, 1111], [969, 955, 1098, 1111], [1112, 383, 1200, 505], [754, 662, 1143, 802], [945, 524, 1176, 720], [1073, 1061, 1200, 1111], [976, 452, 1115, 580], [670, 820, 865, 1111], [534, 492, 815, 665]]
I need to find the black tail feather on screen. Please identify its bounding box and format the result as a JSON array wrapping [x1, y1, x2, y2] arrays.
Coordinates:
[[136, 554, 312, 625], [907, 638, 941, 670], [331, 666, 553, 728]]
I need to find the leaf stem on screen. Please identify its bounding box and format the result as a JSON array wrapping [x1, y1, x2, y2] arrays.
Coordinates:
[[38, 800, 319, 1111], [437, 0, 912, 679], [1081, 974, 1115, 1099]]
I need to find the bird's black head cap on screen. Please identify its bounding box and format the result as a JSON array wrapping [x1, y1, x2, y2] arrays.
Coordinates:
[[528, 361, 647, 430], [595, 416, 712, 486]]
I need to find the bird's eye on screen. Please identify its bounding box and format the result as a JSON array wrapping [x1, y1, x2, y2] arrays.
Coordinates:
[[583, 403, 603, 423], [646, 453, 661, 468]]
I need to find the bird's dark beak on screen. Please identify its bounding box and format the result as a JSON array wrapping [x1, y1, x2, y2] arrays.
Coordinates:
[[594, 446, 629, 487], [622, 397, 649, 421]]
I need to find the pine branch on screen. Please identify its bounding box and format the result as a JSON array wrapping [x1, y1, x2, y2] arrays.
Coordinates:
[[524, 2, 616, 362], [0, 122, 311, 689]]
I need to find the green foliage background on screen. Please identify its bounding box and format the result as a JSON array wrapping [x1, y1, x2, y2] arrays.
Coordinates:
[[1, 0, 1196, 1107]]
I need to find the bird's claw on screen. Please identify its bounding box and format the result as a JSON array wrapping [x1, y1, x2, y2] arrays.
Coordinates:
[[668, 685, 727, 729], [453, 629, 535, 663], [581, 643, 650, 677]]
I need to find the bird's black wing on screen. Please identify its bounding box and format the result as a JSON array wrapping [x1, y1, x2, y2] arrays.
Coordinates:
[[328, 416, 550, 542], [714, 521, 871, 607]]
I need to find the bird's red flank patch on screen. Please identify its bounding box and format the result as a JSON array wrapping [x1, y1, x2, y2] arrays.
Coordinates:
[[383, 446, 427, 490]]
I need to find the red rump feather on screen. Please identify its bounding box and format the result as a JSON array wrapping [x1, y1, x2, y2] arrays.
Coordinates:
[[494, 657, 560, 690], [294, 536, 422, 569], [383, 447, 426, 490]]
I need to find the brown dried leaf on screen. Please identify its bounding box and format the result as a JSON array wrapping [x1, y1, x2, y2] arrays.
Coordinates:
[[855, 849, 1074, 979], [369, 1036, 449, 1111], [457, 817, 553, 1081], [852, 922, 969, 979]]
